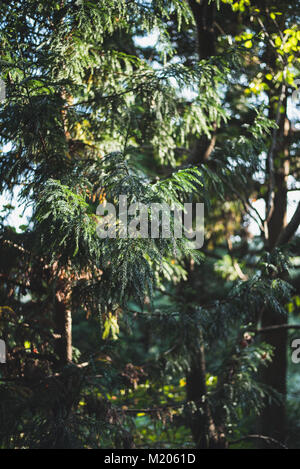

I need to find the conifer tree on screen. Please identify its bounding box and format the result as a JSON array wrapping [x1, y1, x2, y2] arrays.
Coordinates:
[[0, 0, 299, 449]]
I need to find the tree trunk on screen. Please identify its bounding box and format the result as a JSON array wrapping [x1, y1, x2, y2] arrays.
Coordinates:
[[185, 1, 227, 448], [188, 0, 216, 60], [261, 310, 288, 445], [187, 340, 227, 449], [188, 0, 217, 165], [261, 101, 290, 446], [54, 285, 72, 366]]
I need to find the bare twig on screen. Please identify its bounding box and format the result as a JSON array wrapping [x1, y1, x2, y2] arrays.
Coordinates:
[[256, 324, 300, 334], [230, 433, 288, 449]]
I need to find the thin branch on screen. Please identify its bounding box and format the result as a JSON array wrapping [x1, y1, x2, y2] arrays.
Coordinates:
[[218, 175, 266, 234], [227, 238, 248, 281], [277, 202, 300, 245], [255, 15, 287, 66], [256, 324, 300, 334], [230, 434, 288, 449]]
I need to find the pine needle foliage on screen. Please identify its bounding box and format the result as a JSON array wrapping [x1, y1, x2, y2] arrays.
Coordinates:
[[0, 0, 297, 450]]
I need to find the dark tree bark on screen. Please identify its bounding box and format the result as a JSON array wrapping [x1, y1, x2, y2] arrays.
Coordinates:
[[54, 296, 72, 366], [188, 0, 217, 165], [188, 0, 216, 60], [187, 340, 228, 449], [261, 94, 291, 446], [260, 309, 288, 444], [54, 271, 72, 367], [185, 1, 227, 448]]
